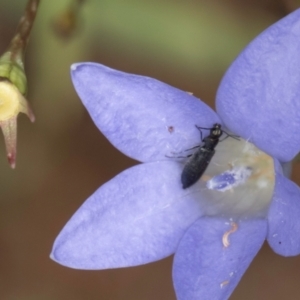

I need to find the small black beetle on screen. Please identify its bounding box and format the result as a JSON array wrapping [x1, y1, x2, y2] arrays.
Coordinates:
[[181, 123, 223, 189]]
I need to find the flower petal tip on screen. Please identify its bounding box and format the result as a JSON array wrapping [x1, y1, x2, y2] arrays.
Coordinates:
[[70, 62, 82, 72], [50, 246, 67, 267], [70, 62, 104, 75], [7, 152, 16, 169], [27, 107, 35, 123], [49, 250, 59, 264], [50, 239, 78, 269]]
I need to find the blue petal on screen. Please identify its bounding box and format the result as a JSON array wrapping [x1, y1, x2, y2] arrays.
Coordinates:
[[71, 63, 220, 162], [51, 161, 203, 269], [216, 9, 300, 161], [173, 217, 267, 300], [267, 173, 300, 256]]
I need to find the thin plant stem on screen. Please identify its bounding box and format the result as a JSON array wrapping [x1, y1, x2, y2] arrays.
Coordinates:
[[8, 0, 40, 64]]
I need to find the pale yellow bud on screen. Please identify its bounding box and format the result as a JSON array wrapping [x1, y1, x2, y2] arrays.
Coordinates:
[[0, 80, 28, 121], [0, 80, 34, 168]]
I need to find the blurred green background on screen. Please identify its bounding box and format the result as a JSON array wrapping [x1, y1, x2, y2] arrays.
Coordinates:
[[1, 0, 300, 299]]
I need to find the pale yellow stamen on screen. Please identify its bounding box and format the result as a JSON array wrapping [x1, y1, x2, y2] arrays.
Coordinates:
[[220, 280, 229, 288], [222, 222, 238, 247]]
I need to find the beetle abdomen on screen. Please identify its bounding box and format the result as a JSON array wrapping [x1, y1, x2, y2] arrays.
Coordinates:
[[181, 149, 215, 189]]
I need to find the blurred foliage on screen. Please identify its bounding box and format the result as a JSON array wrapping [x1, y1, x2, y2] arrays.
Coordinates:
[[0, 1, 300, 300]]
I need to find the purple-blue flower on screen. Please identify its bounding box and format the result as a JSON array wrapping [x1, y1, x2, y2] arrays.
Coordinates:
[[51, 10, 300, 300]]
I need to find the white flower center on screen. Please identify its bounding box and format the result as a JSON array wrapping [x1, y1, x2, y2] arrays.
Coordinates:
[[186, 135, 275, 219]]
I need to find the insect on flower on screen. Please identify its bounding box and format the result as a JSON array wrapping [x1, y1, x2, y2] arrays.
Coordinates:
[[181, 123, 238, 189], [51, 8, 300, 299]]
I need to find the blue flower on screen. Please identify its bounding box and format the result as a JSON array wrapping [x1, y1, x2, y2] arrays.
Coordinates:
[[51, 9, 300, 300]]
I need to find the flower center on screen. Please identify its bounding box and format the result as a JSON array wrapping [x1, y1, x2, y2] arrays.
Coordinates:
[[188, 135, 275, 219]]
